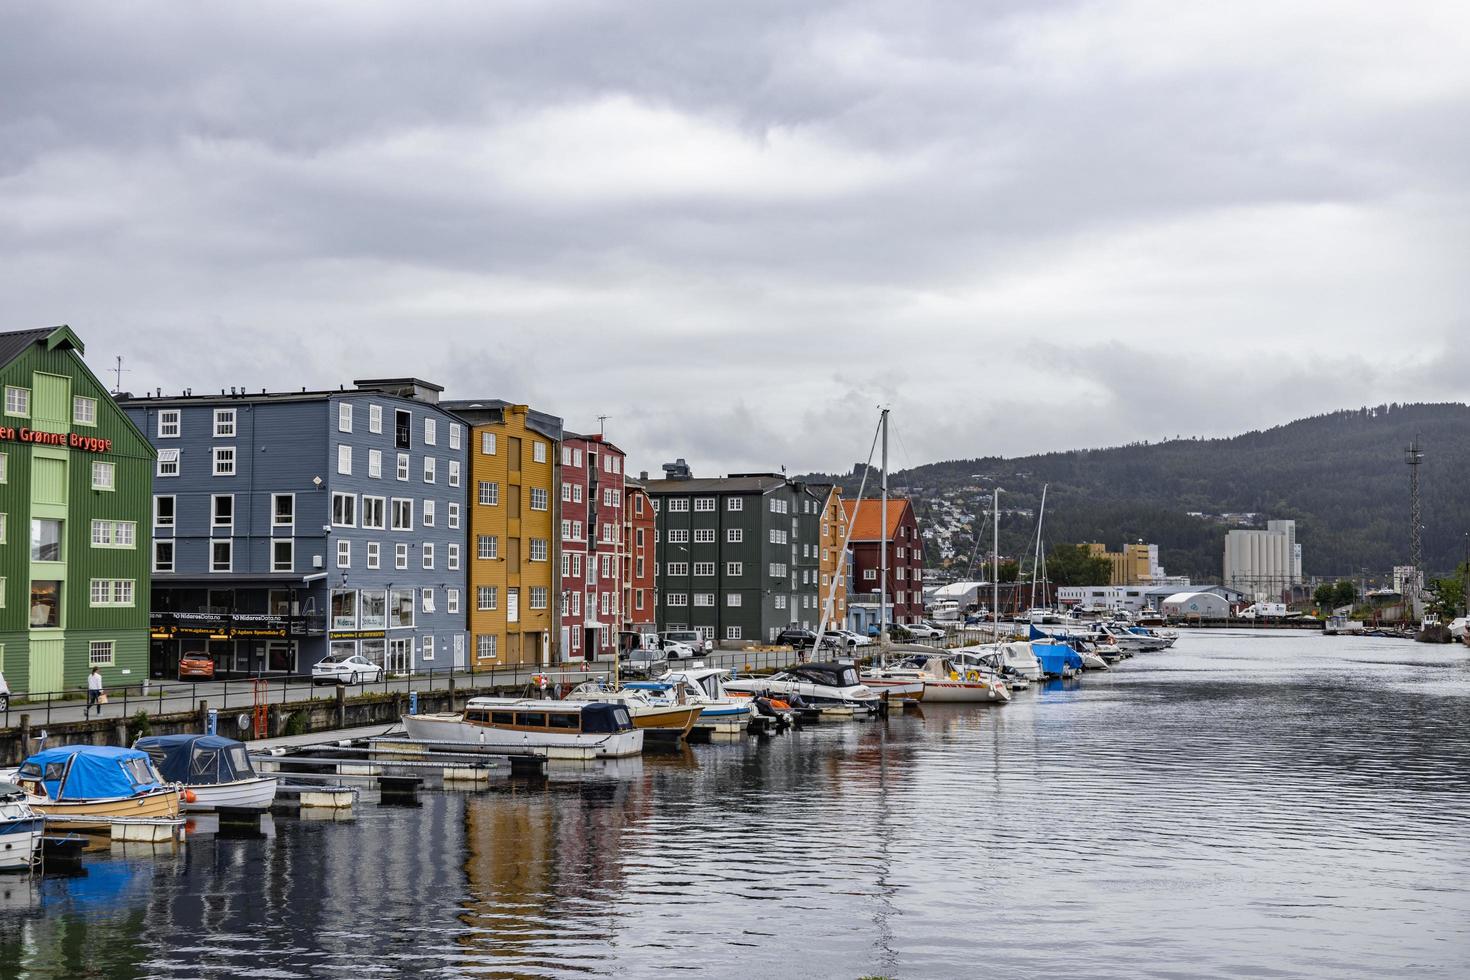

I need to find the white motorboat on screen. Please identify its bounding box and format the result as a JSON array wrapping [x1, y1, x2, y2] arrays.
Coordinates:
[[563, 683, 703, 739], [886, 655, 1011, 703], [650, 667, 759, 734], [947, 646, 1029, 690], [724, 661, 881, 716], [0, 781, 42, 872], [1073, 644, 1110, 671], [135, 734, 278, 812], [403, 698, 643, 758]]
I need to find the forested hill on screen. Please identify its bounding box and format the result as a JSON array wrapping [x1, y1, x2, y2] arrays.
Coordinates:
[[802, 403, 1470, 583]]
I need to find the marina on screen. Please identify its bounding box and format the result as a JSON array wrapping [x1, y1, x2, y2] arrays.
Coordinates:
[[1, 629, 1467, 978]]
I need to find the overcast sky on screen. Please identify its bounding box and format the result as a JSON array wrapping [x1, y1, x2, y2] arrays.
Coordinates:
[[3, 1, 1467, 476]]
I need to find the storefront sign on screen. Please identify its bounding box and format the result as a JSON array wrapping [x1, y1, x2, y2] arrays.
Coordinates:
[[329, 630, 386, 640], [0, 426, 113, 453]]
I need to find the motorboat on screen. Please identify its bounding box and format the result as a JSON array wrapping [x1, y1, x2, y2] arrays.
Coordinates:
[[134, 734, 278, 812], [402, 698, 643, 758], [1068, 641, 1110, 671], [884, 655, 1010, 703], [563, 683, 703, 740], [1032, 642, 1084, 680], [0, 781, 43, 872], [948, 646, 1030, 690], [11, 746, 181, 830], [1324, 615, 1366, 636], [724, 661, 881, 717], [649, 666, 760, 734]]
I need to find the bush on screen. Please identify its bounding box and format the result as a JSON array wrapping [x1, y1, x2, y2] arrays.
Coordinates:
[[282, 710, 308, 737], [126, 711, 152, 743]]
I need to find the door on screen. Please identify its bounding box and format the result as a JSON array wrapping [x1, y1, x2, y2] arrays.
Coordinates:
[[452, 635, 465, 669], [28, 637, 65, 695], [584, 627, 598, 660], [387, 638, 411, 674]]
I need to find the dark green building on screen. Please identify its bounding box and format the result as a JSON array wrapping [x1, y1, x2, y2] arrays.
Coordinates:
[[0, 326, 154, 695], [644, 470, 822, 645]]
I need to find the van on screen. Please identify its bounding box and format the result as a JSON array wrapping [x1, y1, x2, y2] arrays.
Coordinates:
[[661, 629, 711, 657]]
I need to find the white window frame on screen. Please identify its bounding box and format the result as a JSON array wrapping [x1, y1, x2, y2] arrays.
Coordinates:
[[272, 539, 294, 572], [447, 502, 460, 529], [339, 402, 353, 433], [337, 539, 351, 569], [368, 449, 382, 479], [423, 456, 436, 484], [422, 543, 435, 569], [391, 497, 413, 531], [211, 494, 234, 531], [213, 445, 236, 476], [424, 417, 437, 446], [533, 441, 547, 464], [422, 499, 436, 527], [337, 444, 352, 476], [153, 540, 174, 573], [396, 453, 409, 481], [481, 431, 497, 455], [211, 540, 233, 573], [395, 542, 409, 569], [366, 541, 381, 570], [727, 528, 743, 543], [331, 492, 356, 528], [154, 494, 176, 529], [157, 448, 180, 478], [447, 543, 460, 569], [369, 403, 382, 434], [272, 493, 294, 530], [73, 395, 97, 426], [448, 460, 460, 487], [157, 408, 179, 437], [91, 460, 115, 491], [449, 424, 461, 450]]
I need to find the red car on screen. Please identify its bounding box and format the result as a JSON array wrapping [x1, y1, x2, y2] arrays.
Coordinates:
[[178, 654, 215, 680]]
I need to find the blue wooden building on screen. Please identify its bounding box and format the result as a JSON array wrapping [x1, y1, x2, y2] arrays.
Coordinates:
[[120, 378, 468, 678]]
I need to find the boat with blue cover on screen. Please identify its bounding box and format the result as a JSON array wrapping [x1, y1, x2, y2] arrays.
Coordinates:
[[135, 735, 278, 812], [9, 746, 180, 830], [1031, 642, 1084, 680]]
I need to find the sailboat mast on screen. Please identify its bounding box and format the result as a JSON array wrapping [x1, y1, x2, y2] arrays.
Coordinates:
[[992, 488, 1000, 635], [1030, 484, 1048, 611], [880, 408, 889, 649]]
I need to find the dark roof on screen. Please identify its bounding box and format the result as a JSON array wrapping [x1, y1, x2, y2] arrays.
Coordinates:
[[0, 325, 80, 368], [441, 399, 563, 442], [642, 475, 792, 495]]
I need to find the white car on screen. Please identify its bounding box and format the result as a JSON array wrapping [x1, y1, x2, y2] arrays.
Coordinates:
[[832, 629, 872, 648], [906, 623, 946, 639], [312, 654, 385, 685], [660, 631, 709, 658]]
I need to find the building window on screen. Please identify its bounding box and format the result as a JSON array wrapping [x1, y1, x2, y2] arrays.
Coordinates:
[[368, 449, 382, 479], [157, 408, 179, 437], [694, 497, 715, 512], [529, 586, 548, 609], [29, 580, 60, 627], [91, 519, 136, 549], [864, 569, 877, 580], [331, 492, 356, 527], [369, 403, 382, 434], [447, 502, 460, 529], [667, 562, 688, 576], [530, 538, 548, 562], [422, 499, 436, 527], [366, 541, 380, 569], [666, 593, 688, 607], [478, 481, 499, 506], [669, 499, 689, 512], [30, 519, 62, 561], [448, 460, 460, 487], [481, 431, 497, 455], [694, 593, 714, 607], [155, 495, 176, 529], [211, 541, 232, 572], [331, 589, 358, 629], [424, 418, 436, 446], [477, 634, 497, 659], [391, 498, 412, 530], [395, 409, 412, 449], [153, 540, 174, 572], [533, 441, 547, 464], [448, 423, 461, 450], [477, 535, 498, 560], [273, 540, 294, 572], [694, 528, 715, 543], [396, 453, 409, 481], [727, 593, 743, 607], [361, 495, 385, 529], [694, 562, 715, 576], [4, 387, 31, 418], [73, 395, 97, 426], [727, 528, 743, 543], [212, 494, 233, 530], [447, 543, 459, 569], [668, 529, 688, 544], [726, 626, 742, 639], [422, 543, 434, 569], [157, 449, 180, 477], [89, 640, 115, 667], [572, 484, 583, 504], [337, 539, 351, 569], [339, 402, 353, 432], [91, 461, 115, 491], [337, 444, 352, 476], [726, 562, 743, 576], [423, 457, 435, 483], [477, 586, 498, 611], [213, 446, 236, 476], [268, 493, 293, 529], [0, 452, 6, 483], [530, 487, 548, 511], [422, 588, 436, 613], [395, 543, 409, 569]]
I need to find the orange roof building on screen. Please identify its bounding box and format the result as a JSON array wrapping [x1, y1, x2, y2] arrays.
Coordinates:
[[841, 497, 926, 625]]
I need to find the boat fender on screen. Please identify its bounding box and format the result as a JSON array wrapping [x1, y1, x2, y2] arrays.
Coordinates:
[[183, 789, 198, 804]]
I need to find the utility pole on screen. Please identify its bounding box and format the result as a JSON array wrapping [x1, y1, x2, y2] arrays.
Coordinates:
[[1406, 439, 1424, 618], [879, 408, 889, 652]]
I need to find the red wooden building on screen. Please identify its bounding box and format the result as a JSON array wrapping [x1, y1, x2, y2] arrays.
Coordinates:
[[559, 433, 626, 660], [841, 497, 926, 625], [622, 479, 656, 637]]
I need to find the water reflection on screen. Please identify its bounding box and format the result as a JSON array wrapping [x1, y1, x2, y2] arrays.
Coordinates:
[[0, 631, 1466, 978]]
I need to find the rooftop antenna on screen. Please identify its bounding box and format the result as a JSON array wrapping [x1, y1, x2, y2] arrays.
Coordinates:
[[110, 355, 130, 394], [1406, 437, 1425, 615]]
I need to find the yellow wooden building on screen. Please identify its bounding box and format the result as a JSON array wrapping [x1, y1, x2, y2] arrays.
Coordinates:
[[817, 485, 849, 628], [442, 400, 561, 667]]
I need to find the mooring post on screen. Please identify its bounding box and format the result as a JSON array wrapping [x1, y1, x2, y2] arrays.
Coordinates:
[[197, 700, 209, 735], [19, 714, 31, 758], [335, 684, 346, 729]]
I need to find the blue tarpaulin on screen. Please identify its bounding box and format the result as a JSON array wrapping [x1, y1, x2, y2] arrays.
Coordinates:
[[16, 746, 165, 801], [135, 734, 254, 786], [1032, 642, 1084, 677]]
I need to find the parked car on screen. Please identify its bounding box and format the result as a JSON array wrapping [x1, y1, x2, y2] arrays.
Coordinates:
[[866, 623, 916, 640], [177, 654, 215, 681], [661, 630, 712, 656], [620, 649, 669, 679], [906, 623, 946, 639], [311, 654, 384, 685], [776, 628, 842, 651], [830, 629, 872, 649]]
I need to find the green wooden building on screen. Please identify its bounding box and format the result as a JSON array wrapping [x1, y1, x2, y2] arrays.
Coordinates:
[[0, 326, 154, 696]]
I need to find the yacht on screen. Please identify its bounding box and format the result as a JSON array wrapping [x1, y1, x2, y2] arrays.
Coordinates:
[[0, 781, 42, 872], [637, 666, 757, 734], [563, 683, 703, 740], [724, 662, 881, 716], [873, 655, 1010, 703], [402, 698, 643, 758]]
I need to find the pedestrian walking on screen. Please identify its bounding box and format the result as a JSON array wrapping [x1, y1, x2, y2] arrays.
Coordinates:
[[86, 666, 104, 718]]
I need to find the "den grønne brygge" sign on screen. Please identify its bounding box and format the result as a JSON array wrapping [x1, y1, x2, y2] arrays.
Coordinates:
[[0, 426, 113, 453]]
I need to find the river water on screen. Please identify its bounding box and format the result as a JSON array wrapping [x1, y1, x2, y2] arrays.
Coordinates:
[[2, 629, 1468, 979]]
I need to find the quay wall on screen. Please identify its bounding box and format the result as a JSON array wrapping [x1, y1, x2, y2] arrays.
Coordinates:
[[0, 682, 531, 767]]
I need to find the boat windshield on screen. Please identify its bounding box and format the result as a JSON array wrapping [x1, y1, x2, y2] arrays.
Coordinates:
[[227, 745, 254, 776], [123, 756, 158, 788]]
